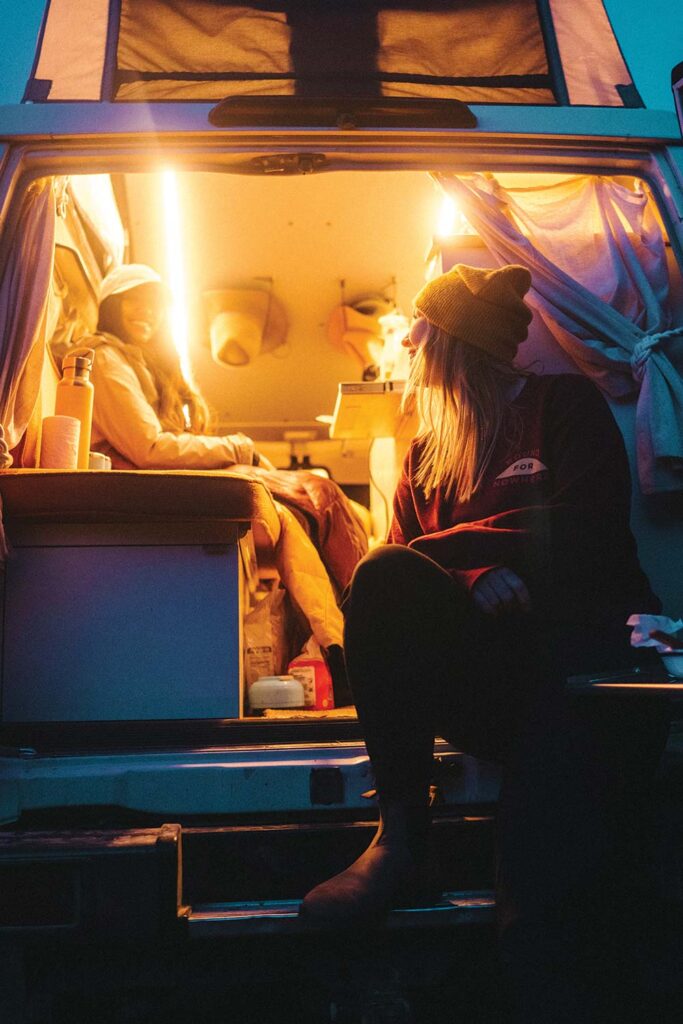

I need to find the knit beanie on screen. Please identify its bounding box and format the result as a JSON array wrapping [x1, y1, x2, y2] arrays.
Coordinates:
[[413, 263, 533, 362]]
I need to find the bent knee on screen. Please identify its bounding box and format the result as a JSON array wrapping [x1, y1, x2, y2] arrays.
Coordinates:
[[351, 544, 415, 583], [349, 543, 451, 599]]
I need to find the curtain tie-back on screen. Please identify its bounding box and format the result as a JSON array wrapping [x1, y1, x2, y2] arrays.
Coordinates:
[[0, 438, 9, 563], [630, 325, 683, 383], [0, 424, 12, 469]]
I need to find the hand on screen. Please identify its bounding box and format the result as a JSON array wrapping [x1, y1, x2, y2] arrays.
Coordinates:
[[472, 567, 531, 616], [226, 432, 257, 466], [254, 452, 276, 471]]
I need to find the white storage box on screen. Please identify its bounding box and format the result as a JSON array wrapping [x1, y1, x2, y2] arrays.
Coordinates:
[[0, 471, 280, 723], [2, 520, 242, 722]]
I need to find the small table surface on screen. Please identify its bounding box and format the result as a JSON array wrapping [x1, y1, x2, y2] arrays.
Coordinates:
[[567, 665, 683, 695]]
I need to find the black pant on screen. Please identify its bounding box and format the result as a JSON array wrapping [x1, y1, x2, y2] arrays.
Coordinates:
[[343, 545, 670, 1022]]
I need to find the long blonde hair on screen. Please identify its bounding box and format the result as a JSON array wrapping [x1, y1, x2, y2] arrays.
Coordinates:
[[403, 324, 526, 503]]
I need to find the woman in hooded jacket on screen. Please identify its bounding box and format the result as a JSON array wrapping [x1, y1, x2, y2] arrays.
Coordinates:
[[89, 263, 258, 470], [85, 264, 366, 598], [83, 263, 372, 700]]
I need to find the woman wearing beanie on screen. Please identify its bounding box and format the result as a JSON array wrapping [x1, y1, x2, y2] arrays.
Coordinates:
[[301, 264, 669, 1021]]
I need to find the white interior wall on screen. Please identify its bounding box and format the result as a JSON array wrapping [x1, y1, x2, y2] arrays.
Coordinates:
[[124, 170, 439, 428]]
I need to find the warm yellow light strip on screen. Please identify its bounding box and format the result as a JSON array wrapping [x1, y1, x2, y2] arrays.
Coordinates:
[[162, 169, 193, 383], [435, 194, 457, 239], [435, 193, 476, 239]]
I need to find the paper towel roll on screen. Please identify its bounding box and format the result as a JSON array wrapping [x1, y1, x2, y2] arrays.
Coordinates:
[[39, 415, 81, 469]]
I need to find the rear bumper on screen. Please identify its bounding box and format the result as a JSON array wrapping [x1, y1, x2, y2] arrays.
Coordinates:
[[0, 739, 502, 823]]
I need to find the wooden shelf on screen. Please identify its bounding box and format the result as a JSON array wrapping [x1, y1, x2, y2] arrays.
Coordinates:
[[329, 380, 417, 440]]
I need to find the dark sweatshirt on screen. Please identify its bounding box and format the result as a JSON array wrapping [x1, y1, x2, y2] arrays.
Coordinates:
[[389, 373, 660, 627]]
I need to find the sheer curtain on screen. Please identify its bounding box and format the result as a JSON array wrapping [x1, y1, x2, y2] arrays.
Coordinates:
[[436, 173, 683, 494], [0, 178, 57, 467]]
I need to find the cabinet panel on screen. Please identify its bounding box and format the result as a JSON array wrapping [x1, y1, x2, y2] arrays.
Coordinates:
[[2, 543, 241, 722]]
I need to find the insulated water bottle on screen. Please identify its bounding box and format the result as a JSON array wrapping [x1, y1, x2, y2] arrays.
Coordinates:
[[54, 348, 95, 469]]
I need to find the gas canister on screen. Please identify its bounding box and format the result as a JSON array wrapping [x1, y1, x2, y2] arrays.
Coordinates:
[[287, 642, 335, 711]]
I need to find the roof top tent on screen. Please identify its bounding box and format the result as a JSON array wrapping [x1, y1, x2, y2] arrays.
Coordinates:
[[25, 0, 643, 111]]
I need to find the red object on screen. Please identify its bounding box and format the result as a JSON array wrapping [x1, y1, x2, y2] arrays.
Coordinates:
[[287, 654, 335, 710]]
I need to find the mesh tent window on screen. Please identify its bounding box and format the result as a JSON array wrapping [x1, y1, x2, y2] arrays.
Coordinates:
[[26, 0, 639, 107]]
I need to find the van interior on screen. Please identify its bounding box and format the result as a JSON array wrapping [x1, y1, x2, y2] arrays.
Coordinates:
[[2, 164, 683, 730], [3, 4, 683, 1014]]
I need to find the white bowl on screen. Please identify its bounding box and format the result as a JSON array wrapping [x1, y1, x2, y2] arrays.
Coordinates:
[[249, 674, 305, 710], [660, 652, 683, 679]]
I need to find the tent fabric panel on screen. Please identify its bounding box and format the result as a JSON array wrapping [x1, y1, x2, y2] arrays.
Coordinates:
[[116, 78, 554, 105], [115, 0, 551, 103], [377, 1, 549, 82], [32, 0, 110, 101], [550, 0, 635, 106], [382, 83, 555, 104], [118, 0, 292, 76], [116, 79, 296, 101], [27, 0, 636, 107]]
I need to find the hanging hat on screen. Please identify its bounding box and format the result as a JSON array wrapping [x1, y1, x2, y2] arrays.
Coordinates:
[[203, 288, 288, 366], [327, 297, 392, 369], [99, 264, 170, 305], [412, 263, 533, 362]]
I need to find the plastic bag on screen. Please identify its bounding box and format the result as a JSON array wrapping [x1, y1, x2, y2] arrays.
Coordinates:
[[243, 587, 288, 688]]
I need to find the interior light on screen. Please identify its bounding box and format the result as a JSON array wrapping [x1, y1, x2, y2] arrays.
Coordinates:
[[434, 193, 476, 239], [162, 170, 193, 383], [436, 195, 456, 238]]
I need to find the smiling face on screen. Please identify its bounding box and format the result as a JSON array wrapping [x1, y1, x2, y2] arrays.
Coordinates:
[[403, 314, 473, 393], [402, 314, 443, 385], [401, 315, 431, 362], [119, 283, 166, 345]]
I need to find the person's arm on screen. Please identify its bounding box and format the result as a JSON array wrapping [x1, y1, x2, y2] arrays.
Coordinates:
[[389, 450, 536, 612], [528, 374, 653, 613], [387, 448, 425, 545], [407, 377, 655, 616], [91, 345, 255, 469], [407, 505, 550, 575]]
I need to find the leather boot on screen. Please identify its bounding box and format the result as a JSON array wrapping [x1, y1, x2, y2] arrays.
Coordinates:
[[299, 795, 431, 925], [322, 643, 353, 707]]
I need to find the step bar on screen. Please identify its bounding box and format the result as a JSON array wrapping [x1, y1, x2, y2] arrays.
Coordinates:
[[185, 891, 496, 938]]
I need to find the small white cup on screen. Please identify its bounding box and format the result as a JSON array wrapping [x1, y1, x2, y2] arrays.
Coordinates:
[[88, 451, 112, 470]]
